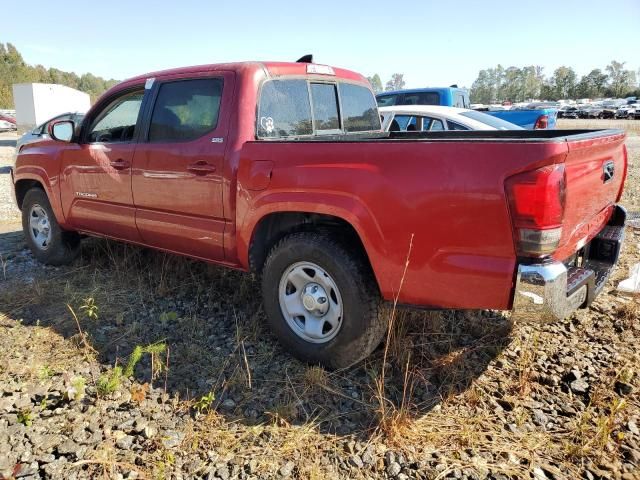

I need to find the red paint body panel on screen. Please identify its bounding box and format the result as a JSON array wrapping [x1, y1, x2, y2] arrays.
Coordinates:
[[552, 132, 626, 261], [60, 141, 140, 241], [12, 61, 628, 313]]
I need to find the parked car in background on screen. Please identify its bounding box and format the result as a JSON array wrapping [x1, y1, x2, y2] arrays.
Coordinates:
[[376, 86, 470, 109], [578, 106, 604, 119], [601, 106, 619, 119], [557, 105, 572, 118], [615, 104, 639, 119], [559, 106, 580, 119], [0, 113, 17, 131], [379, 105, 523, 131], [16, 112, 85, 151]]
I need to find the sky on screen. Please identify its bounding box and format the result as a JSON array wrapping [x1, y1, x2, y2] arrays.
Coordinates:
[[3, 0, 639, 88]]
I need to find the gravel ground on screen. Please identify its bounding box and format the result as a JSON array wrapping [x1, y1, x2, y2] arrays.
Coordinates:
[[0, 122, 639, 480]]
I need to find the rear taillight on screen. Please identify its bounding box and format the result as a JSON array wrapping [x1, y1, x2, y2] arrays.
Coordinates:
[[505, 164, 566, 257], [534, 114, 549, 129]]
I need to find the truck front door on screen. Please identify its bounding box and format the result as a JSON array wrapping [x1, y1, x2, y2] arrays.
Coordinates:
[[60, 87, 146, 241]]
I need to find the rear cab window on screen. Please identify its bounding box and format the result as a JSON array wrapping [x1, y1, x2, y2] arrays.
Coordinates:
[[257, 78, 380, 139]]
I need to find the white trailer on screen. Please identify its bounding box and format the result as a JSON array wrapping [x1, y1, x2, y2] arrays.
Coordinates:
[[12, 83, 90, 130]]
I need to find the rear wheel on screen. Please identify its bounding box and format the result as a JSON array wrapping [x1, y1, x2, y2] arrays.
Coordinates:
[[22, 188, 80, 265], [261, 232, 385, 369]]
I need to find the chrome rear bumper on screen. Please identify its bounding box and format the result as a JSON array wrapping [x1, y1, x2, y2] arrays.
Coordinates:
[[512, 206, 626, 322]]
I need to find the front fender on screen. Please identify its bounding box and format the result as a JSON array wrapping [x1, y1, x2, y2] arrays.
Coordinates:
[[14, 142, 66, 226]]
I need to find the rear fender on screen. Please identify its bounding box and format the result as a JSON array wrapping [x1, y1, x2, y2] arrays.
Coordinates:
[[237, 191, 387, 287]]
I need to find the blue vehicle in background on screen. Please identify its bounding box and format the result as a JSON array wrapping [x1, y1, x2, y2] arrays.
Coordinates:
[[377, 86, 471, 109], [376, 87, 557, 129]]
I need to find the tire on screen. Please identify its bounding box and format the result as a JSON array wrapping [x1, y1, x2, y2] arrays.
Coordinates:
[[22, 188, 80, 265], [261, 232, 385, 369]]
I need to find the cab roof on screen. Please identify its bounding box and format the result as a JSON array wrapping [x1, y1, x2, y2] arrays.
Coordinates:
[[110, 61, 368, 94]]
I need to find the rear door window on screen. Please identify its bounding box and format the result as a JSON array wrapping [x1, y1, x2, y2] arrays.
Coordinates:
[[148, 78, 223, 142], [310, 83, 340, 133], [339, 83, 380, 132], [258, 80, 312, 137]]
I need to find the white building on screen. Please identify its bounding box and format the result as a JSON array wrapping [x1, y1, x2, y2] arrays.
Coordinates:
[[12, 83, 90, 130]]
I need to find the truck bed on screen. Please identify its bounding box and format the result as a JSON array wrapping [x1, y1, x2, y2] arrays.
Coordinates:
[[242, 128, 626, 309], [256, 128, 621, 143]]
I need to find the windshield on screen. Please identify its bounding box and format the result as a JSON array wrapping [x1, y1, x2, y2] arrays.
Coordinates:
[[459, 111, 523, 130]]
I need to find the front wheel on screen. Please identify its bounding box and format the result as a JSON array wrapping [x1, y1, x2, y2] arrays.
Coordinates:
[[261, 232, 385, 369], [22, 188, 81, 265]]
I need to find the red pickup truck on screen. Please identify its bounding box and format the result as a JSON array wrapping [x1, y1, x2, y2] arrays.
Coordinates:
[[12, 60, 628, 368]]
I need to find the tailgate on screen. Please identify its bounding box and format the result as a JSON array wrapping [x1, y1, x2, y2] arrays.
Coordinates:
[[555, 130, 627, 261]]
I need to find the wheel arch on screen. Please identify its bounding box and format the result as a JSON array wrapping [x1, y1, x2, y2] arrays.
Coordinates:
[[244, 206, 385, 296], [14, 178, 45, 210], [13, 169, 66, 225]]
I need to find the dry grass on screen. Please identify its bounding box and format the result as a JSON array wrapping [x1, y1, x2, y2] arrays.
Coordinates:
[[557, 118, 640, 135]]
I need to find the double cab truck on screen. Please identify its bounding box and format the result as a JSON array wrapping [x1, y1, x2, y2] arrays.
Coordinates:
[[12, 60, 628, 368]]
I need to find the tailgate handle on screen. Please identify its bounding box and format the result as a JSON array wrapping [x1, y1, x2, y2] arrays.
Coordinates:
[[603, 161, 615, 183]]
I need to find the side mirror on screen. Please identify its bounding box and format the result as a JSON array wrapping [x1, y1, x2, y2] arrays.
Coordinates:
[[49, 120, 75, 142]]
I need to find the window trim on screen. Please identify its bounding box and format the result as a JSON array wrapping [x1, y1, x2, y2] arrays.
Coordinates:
[[256, 77, 380, 140], [142, 76, 225, 144], [82, 86, 146, 144]]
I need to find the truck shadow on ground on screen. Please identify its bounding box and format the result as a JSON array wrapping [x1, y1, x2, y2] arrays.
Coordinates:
[[1, 237, 513, 438]]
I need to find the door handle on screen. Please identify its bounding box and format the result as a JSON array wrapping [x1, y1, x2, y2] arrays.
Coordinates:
[[187, 161, 217, 175], [110, 159, 130, 170]]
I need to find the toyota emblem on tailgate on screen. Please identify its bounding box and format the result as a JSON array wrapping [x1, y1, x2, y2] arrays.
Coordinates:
[[603, 161, 615, 183]]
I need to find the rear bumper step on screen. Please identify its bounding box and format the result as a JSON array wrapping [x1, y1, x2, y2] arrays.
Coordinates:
[[512, 206, 626, 322]]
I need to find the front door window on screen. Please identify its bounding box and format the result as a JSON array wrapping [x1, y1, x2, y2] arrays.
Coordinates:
[[88, 91, 144, 143]]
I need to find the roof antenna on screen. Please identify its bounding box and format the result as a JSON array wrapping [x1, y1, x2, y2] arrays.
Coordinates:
[[449, 84, 458, 88], [296, 54, 313, 63]]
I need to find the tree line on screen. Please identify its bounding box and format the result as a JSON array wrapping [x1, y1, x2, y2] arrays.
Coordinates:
[[0, 42, 118, 109], [366, 73, 406, 93], [469, 61, 639, 104]]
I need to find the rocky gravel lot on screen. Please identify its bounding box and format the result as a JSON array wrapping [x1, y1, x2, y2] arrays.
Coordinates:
[[0, 123, 639, 480]]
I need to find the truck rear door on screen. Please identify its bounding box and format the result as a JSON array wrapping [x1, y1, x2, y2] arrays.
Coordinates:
[[131, 72, 235, 261]]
